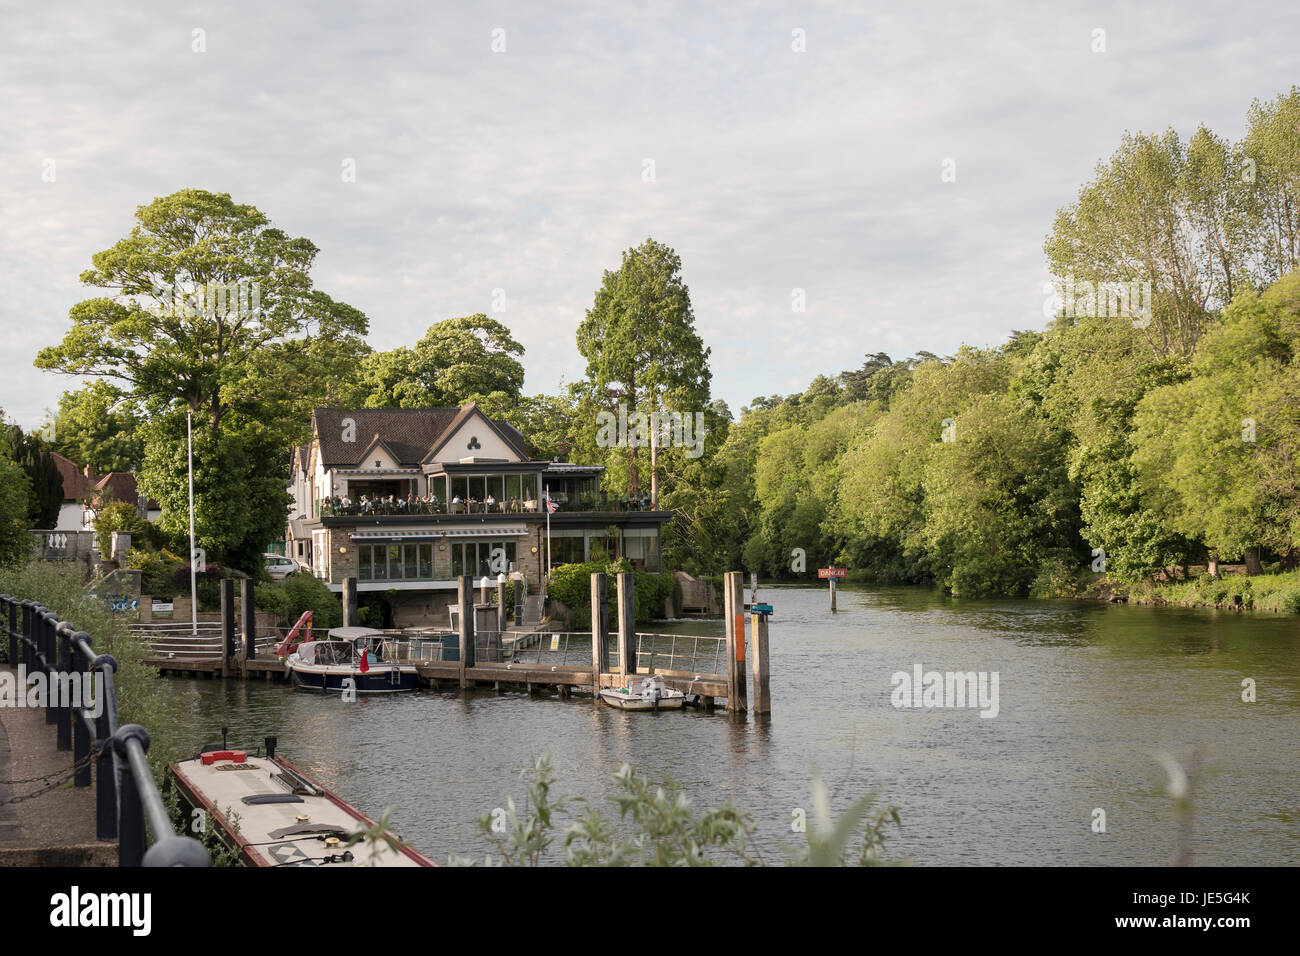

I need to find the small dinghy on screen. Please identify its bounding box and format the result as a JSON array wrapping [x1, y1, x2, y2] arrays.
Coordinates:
[[169, 739, 435, 867], [284, 626, 417, 694], [600, 674, 685, 711]]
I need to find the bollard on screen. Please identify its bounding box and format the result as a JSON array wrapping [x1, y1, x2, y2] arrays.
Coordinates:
[[220, 579, 236, 677], [616, 572, 636, 676], [590, 573, 609, 694], [724, 572, 747, 713], [458, 575, 475, 687], [342, 576, 358, 627], [240, 578, 257, 659], [751, 611, 771, 716]]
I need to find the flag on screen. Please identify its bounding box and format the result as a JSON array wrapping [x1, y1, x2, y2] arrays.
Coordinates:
[[546, 495, 559, 514]]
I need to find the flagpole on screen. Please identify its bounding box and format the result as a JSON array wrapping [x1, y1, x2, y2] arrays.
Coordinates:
[[544, 484, 552, 589]]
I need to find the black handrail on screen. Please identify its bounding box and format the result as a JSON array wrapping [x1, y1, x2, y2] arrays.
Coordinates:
[[0, 593, 209, 867]]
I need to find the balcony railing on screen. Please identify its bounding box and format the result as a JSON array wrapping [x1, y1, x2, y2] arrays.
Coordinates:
[[317, 493, 661, 518]]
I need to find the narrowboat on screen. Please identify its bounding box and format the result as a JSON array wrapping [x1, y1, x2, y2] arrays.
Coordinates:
[[169, 740, 435, 867]]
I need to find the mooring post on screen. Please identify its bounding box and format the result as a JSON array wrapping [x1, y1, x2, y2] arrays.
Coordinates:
[[751, 610, 771, 716], [240, 578, 257, 660], [342, 576, 358, 628], [458, 575, 475, 688], [496, 579, 507, 634], [220, 579, 236, 677], [724, 571, 747, 713], [830, 577, 837, 612], [616, 571, 636, 676], [590, 572, 609, 694]]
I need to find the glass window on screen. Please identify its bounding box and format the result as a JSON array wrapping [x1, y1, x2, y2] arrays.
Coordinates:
[[359, 545, 373, 581], [418, 543, 433, 579], [404, 544, 418, 578], [372, 545, 387, 580], [388, 544, 404, 580]]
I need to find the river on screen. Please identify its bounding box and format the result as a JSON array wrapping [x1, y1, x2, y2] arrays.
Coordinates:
[[174, 584, 1300, 866]]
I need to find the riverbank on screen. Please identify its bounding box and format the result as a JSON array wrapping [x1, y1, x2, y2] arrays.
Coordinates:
[[1080, 568, 1300, 614]]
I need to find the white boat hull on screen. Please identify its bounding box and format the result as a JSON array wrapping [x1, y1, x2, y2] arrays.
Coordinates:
[[600, 690, 685, 710]]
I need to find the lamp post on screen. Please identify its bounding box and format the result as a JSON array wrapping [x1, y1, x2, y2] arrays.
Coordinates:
[[187, 409, 198, 637]]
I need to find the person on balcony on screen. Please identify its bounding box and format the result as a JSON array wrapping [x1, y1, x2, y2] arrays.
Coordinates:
[[485, 493, 497, 512]]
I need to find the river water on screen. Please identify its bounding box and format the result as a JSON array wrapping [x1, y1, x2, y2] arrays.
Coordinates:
[[175, 584, 1300, 866]]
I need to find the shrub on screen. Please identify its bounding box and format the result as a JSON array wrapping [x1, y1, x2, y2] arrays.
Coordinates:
[[94, 499, 163, 556], [547, 560, 674, 627], [0, 559, 193, 776], [255, 573, 342, 628], [1028, 556, 1082, 599]]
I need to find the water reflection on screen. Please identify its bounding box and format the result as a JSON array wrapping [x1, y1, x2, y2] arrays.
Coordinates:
[[175, 584, 1300, 866]]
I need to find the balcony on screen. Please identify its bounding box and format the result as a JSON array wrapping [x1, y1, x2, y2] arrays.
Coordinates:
[[317, 492, 662, 519]]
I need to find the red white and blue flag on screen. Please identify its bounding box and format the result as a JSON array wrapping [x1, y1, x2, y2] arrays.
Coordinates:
[[546, 496, 559, 514]]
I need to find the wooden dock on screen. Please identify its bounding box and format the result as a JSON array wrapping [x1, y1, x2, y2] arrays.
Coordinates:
[[141, 572, 768, 715]]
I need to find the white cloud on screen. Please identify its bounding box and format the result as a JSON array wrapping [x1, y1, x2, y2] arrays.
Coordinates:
[[3, 0, 1299, 429]]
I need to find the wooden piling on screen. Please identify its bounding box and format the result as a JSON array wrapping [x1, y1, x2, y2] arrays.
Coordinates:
[[496, 580, 507, 633], [723, 571, 746, 712], [590, 572, 609, 692], [458, 575, 475, 688], [616, 572, 636, 676], [751, 611, 771, 715], [240, 578, 257, 660], [220, 579, 236, 678], [830, 577, 837, 612], [342, 576, 358, 627]]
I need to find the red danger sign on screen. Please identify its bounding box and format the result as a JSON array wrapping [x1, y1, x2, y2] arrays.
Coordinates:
[[818, 568, 847, 579]]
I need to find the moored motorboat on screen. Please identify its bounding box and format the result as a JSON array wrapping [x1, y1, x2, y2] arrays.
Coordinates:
[[169, 739, 435, 867], [284, 626, 417, 693], [599, 674, 685, 711]]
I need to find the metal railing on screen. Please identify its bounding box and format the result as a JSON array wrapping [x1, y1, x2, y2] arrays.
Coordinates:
[[0, 593, 209, 866], [634, 633, 725, 676]]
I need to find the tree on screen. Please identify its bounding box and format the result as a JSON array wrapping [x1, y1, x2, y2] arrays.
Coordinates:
[[1132, 272, 1300, 571], [34, 189, 369, 572], [3, 426, 63, 529], [577, 239, 711, 505], [53, 381, 144, 474], [347, 315, 525, 408], [1044, 127, 1246, 360], [1241, 87, 1300, 283], [0, 421, 34, 566]]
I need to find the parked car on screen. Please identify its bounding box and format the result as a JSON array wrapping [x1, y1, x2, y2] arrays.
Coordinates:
[[264, 554, 301, 581]]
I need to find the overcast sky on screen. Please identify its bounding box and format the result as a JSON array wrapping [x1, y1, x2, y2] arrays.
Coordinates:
[[2, 1, 1298, 431]]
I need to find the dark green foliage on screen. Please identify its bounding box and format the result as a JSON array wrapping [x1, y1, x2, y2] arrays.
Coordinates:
[[255, 573, 343, 628], [548, 560, 674, 626]]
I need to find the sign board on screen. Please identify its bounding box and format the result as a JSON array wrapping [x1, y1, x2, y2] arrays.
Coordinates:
[[152, 597, 175, 619], [817, 568, 848, 579]]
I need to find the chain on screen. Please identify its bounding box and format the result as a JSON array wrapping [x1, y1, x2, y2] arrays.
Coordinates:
[[0, 745, 103, 805]]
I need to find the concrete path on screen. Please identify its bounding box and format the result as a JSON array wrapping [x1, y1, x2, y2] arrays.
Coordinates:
[[0, 665, 117, 866]]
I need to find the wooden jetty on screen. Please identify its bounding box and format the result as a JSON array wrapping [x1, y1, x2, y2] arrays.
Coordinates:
[[140, 572, 771, 715]]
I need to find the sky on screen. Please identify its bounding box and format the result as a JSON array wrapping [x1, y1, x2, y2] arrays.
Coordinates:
[[2, 0, 1299, 431]]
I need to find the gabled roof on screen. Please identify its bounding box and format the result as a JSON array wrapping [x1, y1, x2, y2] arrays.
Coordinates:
[[421, 402, 529, 464], [51, 452, 93, 501], [311, 405, 528, 468]]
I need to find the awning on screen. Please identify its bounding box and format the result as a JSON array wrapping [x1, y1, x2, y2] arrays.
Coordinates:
[[440, 526, 526, 538], [349, 526, 527, 543], [349, 531, 445, 543]]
